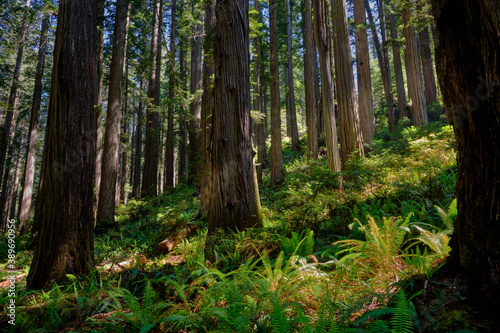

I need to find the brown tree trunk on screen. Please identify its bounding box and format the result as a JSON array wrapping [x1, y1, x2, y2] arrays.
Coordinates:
[[304, 0, 318, 159], [120, 62, 130, 205], [132, 77, 145, 197], [388, 8, 407, 119], [199, 0, 216, 217], [0, 0, 30, 189], [142, 0, 162, 197], [313, 0, 341, 172], [402, 6, 427, 126], [431, 0, 500, 307], [18, 14, 50, 231], [9, 135, 23, 221], [314, 48, 323, 139], [269, 0, 283, 185], [208, 0, 262, 234], [354, 0, 375, 144], [418, 25, 437, 104], [27, 0, 97, 289], [97, 0, 131, 227], [285, 0, 299, 151], [164, 0, 176, 191], [178, 40, 188, 183]]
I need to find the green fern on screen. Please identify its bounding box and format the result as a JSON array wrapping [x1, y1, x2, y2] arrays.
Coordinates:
[[390, 290, 414, 333]]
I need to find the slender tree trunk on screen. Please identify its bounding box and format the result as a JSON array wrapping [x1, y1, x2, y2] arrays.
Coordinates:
[[388, 8, 407, 119], [188, 7, 203, 183], [254, 0, 266, 182], [97, 0, 130, 227], [142, 0, 163, 197], [431, 0, 500, 306], [18, 14, 49, 231], [313, 0, 341, 172], [27, 0, 97, 289], [304, 0, 318, 159], [0, 0, 30, 189], [199, 0, 216, 217], [208, 0, 262, 234], [120, 62, 130, 205], [164, 0, 176, 191], [178, 40, 188, 183], [132, 77, 144, 197], [402, 6, 427, 126], [418, 25, 437, 104], [284, 0, 299, 151], [9, 124, 24, 221], [354, 0, 375, 144], [269, 0, 283, 186], [314, 48, 323, 139]]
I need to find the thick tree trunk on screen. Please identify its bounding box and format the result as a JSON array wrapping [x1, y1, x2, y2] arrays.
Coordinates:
[[269, 0, 283, 186], [142, 0, 162, 197], [18, 14, 50, 231], [0, 0, 30, 189], [388, 9, 407, 119], [431, 0, 500, 306], [313, 0, 341, 172], [199, 0, 216, 217], [285, 0, 299, 151], [402, 6, 427, 126], [354, 0, 374, 144], [304, 0, 318, 159], [164, 0, 176, 191], [132, 77, 145, 198], [97, 0, 130, 227], [418, 25, 437, 105], [27, 0, 97, 289], [208, 0, 262, 234]]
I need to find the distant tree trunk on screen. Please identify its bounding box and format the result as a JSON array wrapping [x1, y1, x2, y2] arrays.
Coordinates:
[[164, 0, 176, 191], [332, 0, 364, 164], [388, 8, 407, 119], [178, 40, 188, 183], [132, 77, 145, 197], [17, 14, 50, 232], [188, 8, 203, 183], [120, 62, 130, 205], [142, 0, 162, 197], [208, 0, 262, 234], [354, 0, 374, 144], [97, 0, 130, 228], [269, 0, 283, 185], [284, 0, 299, 151], [304, 0, 318, 159], [402, 6, 427, 126], [314, 48, 323, 139], [313, 0, 341, 172], [9, 134, 23, 221], [365, 0, 395, 129], [199, 0, 216, 217], [431, 0, 500, 306], [0, 0, 30, 189], [94, 0, 105, 218], [418, 25, 437, 104], [27, 0, 97, 289]]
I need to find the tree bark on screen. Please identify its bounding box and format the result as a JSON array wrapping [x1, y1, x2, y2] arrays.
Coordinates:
[[27, 0, 97, 289], [388, 8, 407, 119], [354, 0, 375, 144], [142, 0, 162, 196], [313, 0, 341, 172], [304, 0, 318, 160], [269, 0, 283, 185], [418, 25, 437, 104], [285, 0, 299, 151], [97, 0, 131, 227], [120, 61, 130, 205], [178, 39, 188, 183], [164, 0, 176, 191], [17, 14, 50, 231], [132, 77, 145, 198], [208, 0, 262, 234]]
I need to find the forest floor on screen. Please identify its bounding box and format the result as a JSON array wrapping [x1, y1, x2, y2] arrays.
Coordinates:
[[1, 118, 499, 332]]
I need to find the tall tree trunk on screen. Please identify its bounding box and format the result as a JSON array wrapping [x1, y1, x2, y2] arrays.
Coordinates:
[[208, 0, 262, 234], [178, 40, 188, 183], [314, 48, 323, 139], [354, 0, 375, 144], [27, 0, 97, 289], [304, 0, 318, 159], [402, 5, 427, 126], [313, 0, 341, 172], [188, 7, 203, 183], [332, 0, 364, 164], [199, 0, 216, 217], [254, 0, 266, 182], [164, 0, 176, 191], [418, 25, 437, 104], [18, 14, 50, 231], [431, 0, 500, 306], [9, 133, 23, 221], [388, 8, 407, 119], [97, 0, 131, 227], [0, 0, 30, 189], [120, 61, 130, 205], [365, 0, 395, 129], [142, 0, 163, 197], [284, 0, 299, 151], [269, 0, 283, 185], [132, 77, 145, 198]]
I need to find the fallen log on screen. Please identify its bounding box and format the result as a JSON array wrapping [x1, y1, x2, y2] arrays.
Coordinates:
[[157, 224, 198, 254]]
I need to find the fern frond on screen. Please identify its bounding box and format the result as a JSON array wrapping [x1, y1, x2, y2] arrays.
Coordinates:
[[390, 290, 413, 333]]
